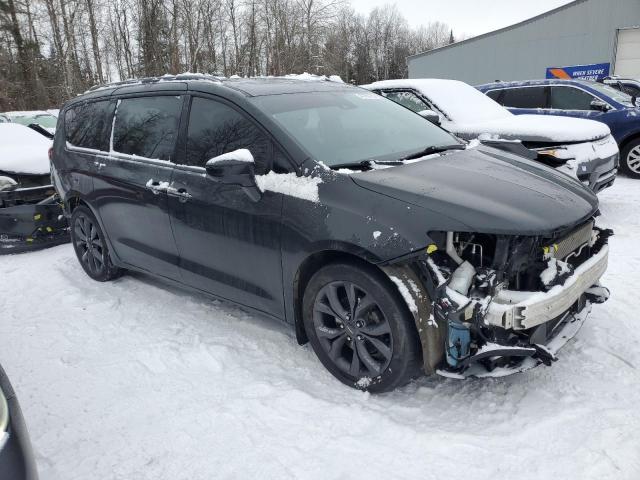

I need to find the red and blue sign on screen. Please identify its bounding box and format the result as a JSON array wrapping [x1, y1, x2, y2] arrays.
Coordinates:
[[546, 63, 611, 81]]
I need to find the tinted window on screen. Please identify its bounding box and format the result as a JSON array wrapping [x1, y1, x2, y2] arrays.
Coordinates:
[[112, 96, 182, 160], [185, 97, 272, 173], [622, 83, 640, 97], [65, 101, 113, 150], [550, 86, 596, 110], [382, 90, 430, 113], [500, 87, 547, 108], [486, 90, 503, 102]]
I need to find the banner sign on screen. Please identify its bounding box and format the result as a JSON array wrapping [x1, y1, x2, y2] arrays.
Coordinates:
[[546, 63, 611, 81]]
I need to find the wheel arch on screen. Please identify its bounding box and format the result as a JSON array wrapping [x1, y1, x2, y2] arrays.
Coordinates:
[[619, 131, 640, 154]]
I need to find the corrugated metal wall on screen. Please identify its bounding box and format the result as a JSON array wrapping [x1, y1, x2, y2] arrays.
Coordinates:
[[408, 0, 640, 84]]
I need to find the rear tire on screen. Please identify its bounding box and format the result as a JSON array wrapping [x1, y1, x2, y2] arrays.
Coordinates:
[[302, 262, 421, 393], [70, 205, 123, 282], [621, 138, 640, 179]]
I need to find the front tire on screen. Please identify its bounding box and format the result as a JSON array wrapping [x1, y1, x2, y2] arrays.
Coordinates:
[[621, 138, 640, 179], [302, 262, 421, 393], [70, 205, 123, 282]]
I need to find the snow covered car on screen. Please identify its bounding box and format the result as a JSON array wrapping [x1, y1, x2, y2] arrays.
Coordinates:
[[0, 123, 68, 253], [362, 79, 619, 193], [4, 111, 58, 135], [52, 75, 610, 391], [0, 363, 38, 479]]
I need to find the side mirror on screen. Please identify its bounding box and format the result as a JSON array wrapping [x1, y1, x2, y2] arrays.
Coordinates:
[[590, 99, 610, 112], [418, 109, 441, 125], [205, 149, 262, 202]]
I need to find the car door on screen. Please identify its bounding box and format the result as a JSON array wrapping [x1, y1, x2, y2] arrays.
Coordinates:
[[168, 95, 285, 317], [547, 85, 610, 121], [91, 93, 184, 279]]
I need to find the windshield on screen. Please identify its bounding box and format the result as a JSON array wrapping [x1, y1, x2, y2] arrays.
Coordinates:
[[586, 82, 636, 106], [252, 90, 459, 167], [13, 113, 57, 129]]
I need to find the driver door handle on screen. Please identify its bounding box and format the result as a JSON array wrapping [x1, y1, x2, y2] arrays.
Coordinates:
[[146, 179, 169, 194]]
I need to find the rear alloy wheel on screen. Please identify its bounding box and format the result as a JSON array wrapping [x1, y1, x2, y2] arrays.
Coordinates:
[[303, 263, 421, 392], [621, 139, 640, 179], [70, 205, 122, 282]]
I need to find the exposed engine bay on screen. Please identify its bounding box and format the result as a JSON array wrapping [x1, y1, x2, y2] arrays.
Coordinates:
[[385, 218, 612, 378]]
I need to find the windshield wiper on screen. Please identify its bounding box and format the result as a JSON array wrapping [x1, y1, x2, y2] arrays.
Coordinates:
[[399, 143, 466, 161], [329, 159, 405, 170]]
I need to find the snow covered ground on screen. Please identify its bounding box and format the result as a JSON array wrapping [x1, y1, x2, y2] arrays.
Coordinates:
[[1, 178, 640, 480]]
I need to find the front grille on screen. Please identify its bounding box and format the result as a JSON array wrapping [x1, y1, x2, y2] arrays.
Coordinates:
[[555, 220, 594, 260]]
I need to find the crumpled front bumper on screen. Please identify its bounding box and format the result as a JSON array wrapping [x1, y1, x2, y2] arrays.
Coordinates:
[[438, 301, 592, 379], [0, 186, 69, 254], [485, 244, 609, 330]]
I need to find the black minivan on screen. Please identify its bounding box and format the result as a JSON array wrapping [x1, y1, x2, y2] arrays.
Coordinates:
[[52, 74, 611, 391]]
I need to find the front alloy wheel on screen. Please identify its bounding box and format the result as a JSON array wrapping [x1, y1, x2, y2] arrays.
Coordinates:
[[313, 281, 393, 378], [303, 262, 421, 392]]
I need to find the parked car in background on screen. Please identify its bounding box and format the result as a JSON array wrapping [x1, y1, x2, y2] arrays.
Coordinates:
[[0, 362, 38, 479], [362, 79, 619, 193], [0, 114, 10, 123], [52, 75, 610, 390], [0, 123, 68, 253], [477, 79, 640, 178], [602, 76, 640, 98], [4, 111, 58, 134]]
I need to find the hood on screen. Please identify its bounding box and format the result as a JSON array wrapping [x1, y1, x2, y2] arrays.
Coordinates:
[[448, 114, 611, 143], [0, 123, 51, 175], [350, 146, 598, 235]]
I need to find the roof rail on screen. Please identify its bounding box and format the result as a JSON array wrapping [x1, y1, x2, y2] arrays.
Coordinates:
[[86, 73, 226, 93]]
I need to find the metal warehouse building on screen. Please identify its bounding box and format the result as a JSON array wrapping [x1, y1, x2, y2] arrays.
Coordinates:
[[408, 0, 640, 84]]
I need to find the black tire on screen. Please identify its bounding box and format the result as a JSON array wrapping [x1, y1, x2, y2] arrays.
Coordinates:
[[302, 262, 422, 393], [70, 205, 123, 282], [621, 138, 640, 179]]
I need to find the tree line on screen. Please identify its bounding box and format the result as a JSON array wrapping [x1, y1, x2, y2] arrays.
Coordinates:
[[0, 0, 454, 110]]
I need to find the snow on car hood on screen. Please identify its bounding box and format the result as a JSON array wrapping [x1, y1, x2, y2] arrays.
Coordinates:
[[362, 79, 611, 143], [0, 123, 51, 175], [449, 114, 611, 143]]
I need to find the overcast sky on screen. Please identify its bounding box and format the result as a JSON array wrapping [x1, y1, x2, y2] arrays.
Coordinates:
[[347, 0, 575, 38]]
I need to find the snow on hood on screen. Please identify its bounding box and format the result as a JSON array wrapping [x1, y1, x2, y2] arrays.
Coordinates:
[[452, 114, 611, 143], [0, 123, 51, 175], [362, 79, 611, 142]]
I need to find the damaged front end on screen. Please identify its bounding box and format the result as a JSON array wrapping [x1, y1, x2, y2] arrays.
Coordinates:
[[0, 173, 69, 254], [383, 219, 611, 379]]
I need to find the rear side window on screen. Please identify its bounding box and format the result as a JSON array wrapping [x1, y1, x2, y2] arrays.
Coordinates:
[[485, 90, 503, 102], [622, 83, 640, 97], [65, 100, 113, 151], [112, 96, 183, 160], [549, 86, 596, 110], [500, 87, 547, 108], [381, 91, 430, 113], [185, 97, 272, 174]]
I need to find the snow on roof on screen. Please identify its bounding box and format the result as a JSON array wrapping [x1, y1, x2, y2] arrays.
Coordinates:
[[363, 78, 611, 142], [0, 123, 52, 175]]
